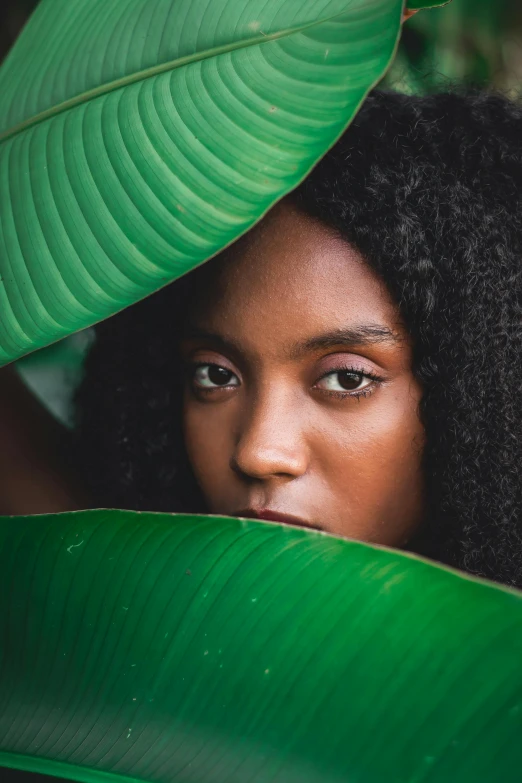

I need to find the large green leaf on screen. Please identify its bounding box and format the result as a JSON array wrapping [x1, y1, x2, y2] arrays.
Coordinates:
[[1, 510, 522, 783], [0, 0, 420, 367]]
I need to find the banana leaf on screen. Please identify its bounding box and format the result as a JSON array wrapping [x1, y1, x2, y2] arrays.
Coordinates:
[[1, 510, 522, 783], [0, 0, 446, 367]]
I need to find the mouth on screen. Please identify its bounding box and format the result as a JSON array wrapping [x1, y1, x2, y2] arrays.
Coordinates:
[[234, 509, 322, 532]]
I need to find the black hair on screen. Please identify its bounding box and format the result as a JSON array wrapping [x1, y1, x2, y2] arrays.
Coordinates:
[[73, 89, 522, 588]]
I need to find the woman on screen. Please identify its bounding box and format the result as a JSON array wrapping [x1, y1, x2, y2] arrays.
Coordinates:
[[64, 89, 522, 587]]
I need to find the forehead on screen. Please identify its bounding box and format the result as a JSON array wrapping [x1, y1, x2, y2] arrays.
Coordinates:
[[189, 200, 404, 349]]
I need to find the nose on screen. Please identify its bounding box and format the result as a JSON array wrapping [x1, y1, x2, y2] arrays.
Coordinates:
[[230, 385, 309, 482]]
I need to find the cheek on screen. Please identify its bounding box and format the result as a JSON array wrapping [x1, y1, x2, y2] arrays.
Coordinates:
[[320, 385, 425, 543], [182, 395, 236, 503], [322, 385, 423, 463]]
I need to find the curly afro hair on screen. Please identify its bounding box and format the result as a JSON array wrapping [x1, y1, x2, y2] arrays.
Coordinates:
[[73, 89, 522, 588]]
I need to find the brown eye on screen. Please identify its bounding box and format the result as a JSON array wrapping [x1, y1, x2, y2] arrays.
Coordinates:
[[194, 364, 239, 389], [337, 371, 364, 390], [316, 370, 372, 393]]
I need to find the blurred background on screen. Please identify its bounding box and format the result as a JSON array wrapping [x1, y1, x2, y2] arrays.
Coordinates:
[[388, 0, 522, 96], [1, 0, 522, 425]]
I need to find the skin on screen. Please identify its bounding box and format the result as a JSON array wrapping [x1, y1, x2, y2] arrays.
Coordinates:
[[180, 200, 425, 547], [0, 364, 87, 515]]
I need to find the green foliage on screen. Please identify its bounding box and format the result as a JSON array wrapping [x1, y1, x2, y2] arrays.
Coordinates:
[[1, 509, 522, 782], [407, 0, 451, 8], [388, 0, 522, 94], [0, 0, 414, 367]]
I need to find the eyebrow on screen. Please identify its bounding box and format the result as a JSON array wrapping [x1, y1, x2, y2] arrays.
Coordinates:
[[289, 326, 402, 359], [182, 324, 401, 360]]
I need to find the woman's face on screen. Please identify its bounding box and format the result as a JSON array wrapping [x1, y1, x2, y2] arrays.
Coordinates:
[[180, 200, 425, 547]]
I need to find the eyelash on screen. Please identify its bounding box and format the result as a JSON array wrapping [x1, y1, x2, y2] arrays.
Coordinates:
[[316, 367, 384, 400], [189, 363, 384, 400]]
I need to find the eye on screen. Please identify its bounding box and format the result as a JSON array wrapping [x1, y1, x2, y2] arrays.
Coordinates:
[[316, 370, 373, 393], [193, 364, 239, 389]]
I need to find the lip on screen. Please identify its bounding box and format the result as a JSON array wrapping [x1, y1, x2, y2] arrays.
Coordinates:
[[235, 509, 322, 532]]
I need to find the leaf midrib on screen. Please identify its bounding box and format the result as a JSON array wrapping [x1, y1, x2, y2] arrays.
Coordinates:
[[0, 7, 351, 144]]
